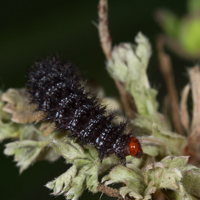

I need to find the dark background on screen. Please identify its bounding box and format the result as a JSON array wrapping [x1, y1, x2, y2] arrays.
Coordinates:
[[0, 0, 191, 199]]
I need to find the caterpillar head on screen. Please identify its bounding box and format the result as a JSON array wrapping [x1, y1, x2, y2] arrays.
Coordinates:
[[128, 137, 143, 158]]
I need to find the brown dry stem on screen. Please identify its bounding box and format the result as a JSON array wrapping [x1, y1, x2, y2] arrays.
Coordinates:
[[184, 66, 200, 165], [180, 84, 190, 133], [185, 125, 200, 165], [188, 66, 200, 132], [98, 0, 112, 60], [114, 80, 137, 119], [157, 36, 183, 135], [97, 184, 132, 200], [98, 0, 136, 119]]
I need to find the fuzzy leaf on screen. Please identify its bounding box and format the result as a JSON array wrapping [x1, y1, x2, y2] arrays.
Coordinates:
[[102, 165, 146, 199], [48, 136, 119, 199], [0, 90, 23, 141], [0, 120, 22, 141], [142, 142, 165, 157], [51, 137, 91, 162], [85, 164, 99, 192], [107, 32, 161, 118], [151, 123, 186, 156], [1, 88, 45, 123], [46, 165, 77, 195], [0, 91, 11, 122], [143, 156, 192, 199], [65, 166, 87, 200], [101, 156, 198, 200], [142, 182, 156, 200], [181, 168, 200, 198], [102, 164, 156, 200], [19, 125, 43, 141], [120, 186, 143, 199], [4, 139, 49, 173], [107, 44, 129, 82], [135, 123, 187, 158], [0, 93, 59, 170], [134, 32, 152, 69], [136, 123, 186, 159], [161, 156, 189, 168], [133, 115, 169, 132], [0, 89, 46, 142]]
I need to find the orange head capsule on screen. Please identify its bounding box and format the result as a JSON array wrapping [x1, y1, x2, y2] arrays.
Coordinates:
[[128, 137, 143, 158]]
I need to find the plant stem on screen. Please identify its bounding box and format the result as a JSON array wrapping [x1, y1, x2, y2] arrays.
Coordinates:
[[97, 184, 133, 200]]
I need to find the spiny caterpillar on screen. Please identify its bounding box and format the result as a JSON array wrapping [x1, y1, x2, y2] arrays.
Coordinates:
[[27, 56, 143, 165]]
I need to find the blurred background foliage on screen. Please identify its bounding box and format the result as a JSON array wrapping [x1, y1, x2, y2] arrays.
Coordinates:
[[0, 0, 194, 199]]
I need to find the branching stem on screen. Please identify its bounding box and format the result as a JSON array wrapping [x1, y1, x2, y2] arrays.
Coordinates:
[[98, 0, 136, 119], [97, 184, 132, 200], [157, 36, 183, 135]]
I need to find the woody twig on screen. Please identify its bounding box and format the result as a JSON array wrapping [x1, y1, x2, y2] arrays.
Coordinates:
[[157, 36, 183, 135], [97, 184, 132, 200], [98, 0, 136, 119]]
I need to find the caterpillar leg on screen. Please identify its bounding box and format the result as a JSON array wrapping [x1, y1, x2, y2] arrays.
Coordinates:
[[98, 150, 104, 163], [120, 158, 126, 166]]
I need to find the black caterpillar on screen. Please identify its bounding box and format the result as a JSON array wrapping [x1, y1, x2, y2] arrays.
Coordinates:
[[27, 56, 143, 165]]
